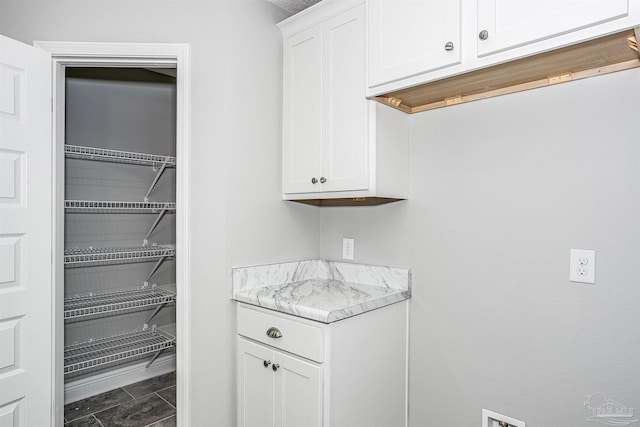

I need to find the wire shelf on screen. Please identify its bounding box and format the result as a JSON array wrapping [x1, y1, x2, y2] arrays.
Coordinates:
[[64, 245, 175, 266], [65, 144, 176, 167], [64, 326, 175, 375], [64, 286, 176, 320], [65, 200, 176, 213]]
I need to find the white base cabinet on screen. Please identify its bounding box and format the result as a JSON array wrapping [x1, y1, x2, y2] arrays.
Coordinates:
[[237, 301, 409, 427]]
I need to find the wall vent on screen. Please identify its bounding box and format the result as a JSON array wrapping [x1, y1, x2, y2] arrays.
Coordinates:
[[482, 409, 525, 427]]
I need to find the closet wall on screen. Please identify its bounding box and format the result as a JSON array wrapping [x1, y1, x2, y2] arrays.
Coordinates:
[[63, 68, 177, 397]]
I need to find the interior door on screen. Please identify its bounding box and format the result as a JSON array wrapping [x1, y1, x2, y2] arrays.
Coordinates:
[[0, 35, 53, 426]]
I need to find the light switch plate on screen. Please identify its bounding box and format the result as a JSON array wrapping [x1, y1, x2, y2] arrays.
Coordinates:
[[570, 249, 595, 284]]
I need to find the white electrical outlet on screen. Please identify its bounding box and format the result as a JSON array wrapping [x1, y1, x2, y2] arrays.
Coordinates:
[[342, 238, 354, 261], [482, 409, 525, 427], [570, 249, 596, 284]]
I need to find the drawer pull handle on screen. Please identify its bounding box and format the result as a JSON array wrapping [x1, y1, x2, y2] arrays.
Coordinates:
[[263, 360, 271, 368], [266, 327, 282, 339], [272, 363, 280, 372]]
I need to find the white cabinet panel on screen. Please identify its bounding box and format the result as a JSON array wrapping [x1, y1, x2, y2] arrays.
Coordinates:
[[238, 338, 275, 427], [274, 351, 322, 427], [368, 0, 462, 88], [322, 5, 369, 192], [477, 0, 630, 56], [282, 26, 323, 194], [238, 337, 322, 427]]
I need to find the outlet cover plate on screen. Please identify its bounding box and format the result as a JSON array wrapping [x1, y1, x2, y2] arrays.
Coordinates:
[[342, 237, 354, 261], [570, 249, 595, 284], [482, 409, 525, 427]]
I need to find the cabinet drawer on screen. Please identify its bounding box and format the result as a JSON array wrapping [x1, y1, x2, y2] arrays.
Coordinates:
[[238, 305, 324, 363]]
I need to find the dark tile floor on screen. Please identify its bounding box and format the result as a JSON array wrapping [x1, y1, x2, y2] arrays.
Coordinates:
[[64, 372, 176, 427]]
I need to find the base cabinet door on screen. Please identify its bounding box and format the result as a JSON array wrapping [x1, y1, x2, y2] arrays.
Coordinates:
[[238, 337, 323, 427], [274, 351, 322, 427], [238, 338, 275, 427], [477, 0, 630, 56]]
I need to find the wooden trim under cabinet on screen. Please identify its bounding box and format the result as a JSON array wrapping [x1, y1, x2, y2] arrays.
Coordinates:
[[374, 28, 640, 114]]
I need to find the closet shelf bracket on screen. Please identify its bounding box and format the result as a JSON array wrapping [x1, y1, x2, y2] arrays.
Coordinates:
[[144, 160, 170, 202], [145, 255, 170, 285], [143, 209, 169, 246]]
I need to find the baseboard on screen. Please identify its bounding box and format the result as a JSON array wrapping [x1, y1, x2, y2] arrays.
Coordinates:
[[64, 354, 177, 404]]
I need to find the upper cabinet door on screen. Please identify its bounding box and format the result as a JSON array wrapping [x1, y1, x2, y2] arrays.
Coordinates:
[[321, 4, 369, 193], [282, 25, 323, 194], [477, 0, 631, 56], [368, 0, 462, 88]]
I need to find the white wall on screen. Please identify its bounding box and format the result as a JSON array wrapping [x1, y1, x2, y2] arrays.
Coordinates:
[[319, 69, 640, 426], [0, 1, 320, 425]]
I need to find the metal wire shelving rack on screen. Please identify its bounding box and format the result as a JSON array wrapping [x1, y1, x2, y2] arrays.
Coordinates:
[[65, 200, 175, 244], [64, 245, 175, 267], [65, 144, 176, 167], [64, 286, 176, 321], [65, 200, 176, 213], [64, 144, 176, 202], [63, 143, 178, 375], [63, 325, 175, 375]]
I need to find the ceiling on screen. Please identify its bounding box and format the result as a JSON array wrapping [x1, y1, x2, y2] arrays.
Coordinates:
[[267, 0, 322, 16]]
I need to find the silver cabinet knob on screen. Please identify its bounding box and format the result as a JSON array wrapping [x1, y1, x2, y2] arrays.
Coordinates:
[[263, 360, 271, 368], [444, 41, 454, 51], [311, 177, 318, 184], [266, 327, 282, 339], [319, 177, 327, 183], [272, 363, 280, 372], [479, 30, 489, 40]]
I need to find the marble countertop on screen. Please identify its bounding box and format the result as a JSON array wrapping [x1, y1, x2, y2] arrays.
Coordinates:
[[232, 260, 411, 323]]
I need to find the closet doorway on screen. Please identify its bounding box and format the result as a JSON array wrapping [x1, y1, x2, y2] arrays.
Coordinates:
[[35, 42, 191, 427]]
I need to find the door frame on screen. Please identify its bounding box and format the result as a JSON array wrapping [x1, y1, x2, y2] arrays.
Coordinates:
[[33, 41, 191, 427]]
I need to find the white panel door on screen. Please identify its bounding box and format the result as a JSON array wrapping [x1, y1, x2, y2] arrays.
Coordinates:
[[274, 351, 322, 427], [282, 25, 323, 195], [238, 338, 275, 427], [321, 4, 370, 193], [0, 35, 52, 427], [368, 0, 462, 88], [477, 0, 630, 56]]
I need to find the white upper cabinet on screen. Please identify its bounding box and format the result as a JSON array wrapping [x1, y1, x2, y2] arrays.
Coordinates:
[[368, 0, 462, 88], [280, 0, 409, 203], [477, 0, 631, 56], [367, 0, 639, 97]]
